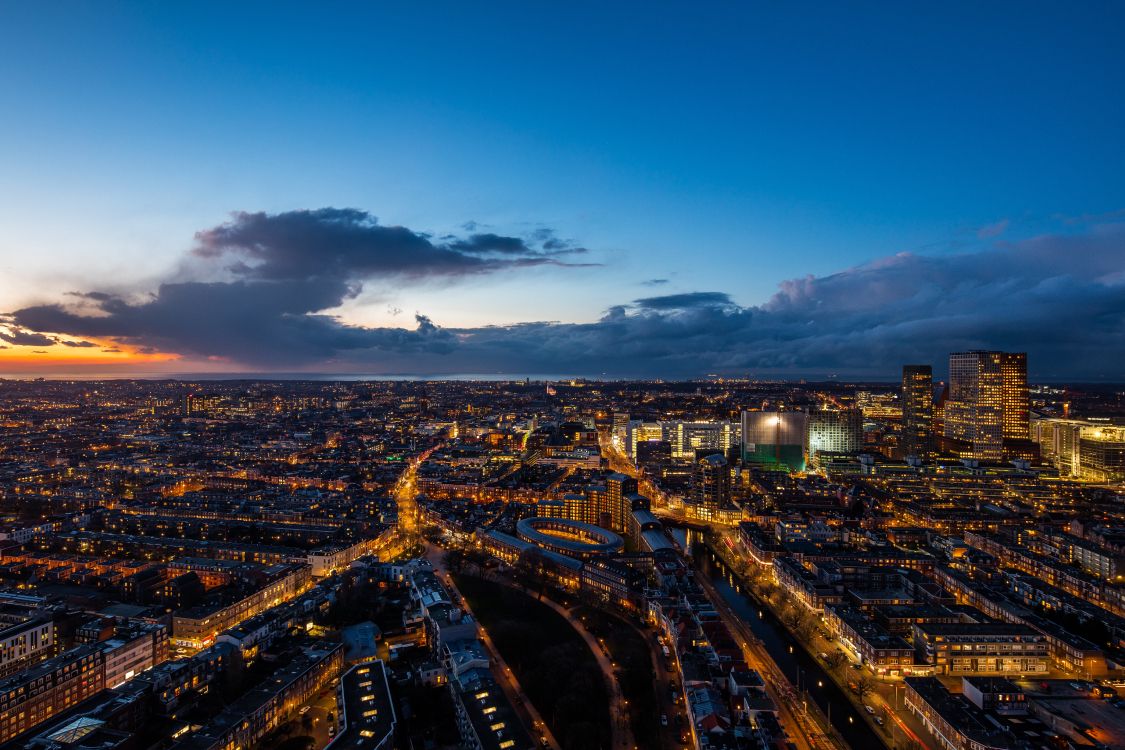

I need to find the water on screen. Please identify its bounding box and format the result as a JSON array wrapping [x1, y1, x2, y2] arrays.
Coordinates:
[[0, 372, 592, 382], [684, 531, 886, 750]]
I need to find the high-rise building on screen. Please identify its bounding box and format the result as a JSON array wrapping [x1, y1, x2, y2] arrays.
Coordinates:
[[1029, 416, 1125, 480], [1077, 425, 1125, 482], [604, 472, 635, 531], [1000, 352, 1029, 440], [611, 412, 630, 443], [943, 351, 1028, 460], [901, 365, 934, 458], [807, 409, 863, 464], [692, 453, 731, 510], [742, 411, 808, 472], [624, 421, 663, 459], [661, 421, 740, 460]]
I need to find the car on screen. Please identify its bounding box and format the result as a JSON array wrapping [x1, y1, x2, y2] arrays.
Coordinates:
[[874, 717, 884, 726], [299, 706, 311, 716], [864, 705, 876, 715], [819, 652, 828, 660], [661, 714, 668, 727]]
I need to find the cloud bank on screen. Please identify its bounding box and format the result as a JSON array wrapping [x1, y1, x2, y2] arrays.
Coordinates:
[[7, 209, 1125, 378]]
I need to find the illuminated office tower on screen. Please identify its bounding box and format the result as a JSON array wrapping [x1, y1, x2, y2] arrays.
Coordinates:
[[624, 420, 662, 459], [661, 420, 740, 460], [901, 365, 934, 458], [807, 409, 863, 463], [1000, 352, 1029, 440], [692, 453, 731, 510], [944, 351, 1027, 460], [604, 472, 635, 531]]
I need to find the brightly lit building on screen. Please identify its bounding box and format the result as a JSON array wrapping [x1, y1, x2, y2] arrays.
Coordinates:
[[1077, 425, 1125, 482], [901, 364, 934, 458], [624, 420, 663, 459], [661, 420, 740, 460], [1031, 417, 1086, 476], [692, 452, 731, 510], [806, 409, 862, 466], [944, 351, 1028, 460], [742, 410, 808, 472]]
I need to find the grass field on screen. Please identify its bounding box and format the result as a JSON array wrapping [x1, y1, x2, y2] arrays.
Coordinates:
[[454, 574, 612, 750]]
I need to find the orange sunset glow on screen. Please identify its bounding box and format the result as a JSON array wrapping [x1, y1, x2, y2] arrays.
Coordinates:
[[0, 338, 177, 370]]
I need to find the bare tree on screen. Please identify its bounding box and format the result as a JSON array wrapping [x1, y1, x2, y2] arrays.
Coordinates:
[[824, 652, 847, 673]]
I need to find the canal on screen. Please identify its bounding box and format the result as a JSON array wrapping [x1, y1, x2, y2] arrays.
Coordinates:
[[675, 529, 888, 750]]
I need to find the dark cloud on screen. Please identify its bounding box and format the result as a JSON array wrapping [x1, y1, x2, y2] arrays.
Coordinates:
[[57, 339, 98, 348], [11, 279, 454, 367], [631, 292, 735, 311], [8, 216, 1125, 378], [641, 278, 669, 286], [446, 232, 534, 255], [6, 208, 594, 367], [0, 327, 56, 347], [192, 208, 592, 281]]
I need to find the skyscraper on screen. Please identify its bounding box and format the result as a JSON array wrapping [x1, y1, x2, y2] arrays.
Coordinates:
[[943, 351, 1028, 460], [901, 365, 933, 458], [1000, 352, 1029, 440], [807, 409, 863, 464], [692, 452, 731, 510]]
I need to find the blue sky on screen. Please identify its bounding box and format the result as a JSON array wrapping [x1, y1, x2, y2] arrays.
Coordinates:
[[1, 3, 1124, 377]]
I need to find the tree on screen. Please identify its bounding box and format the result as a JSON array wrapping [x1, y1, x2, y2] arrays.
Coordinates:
[[854, 676, 874, 700], [793, 613, 815, 641], [442, 548, 465, 574], [515, 548, 548, 600], [465, 548, 490, 576], [824, 652, 847, 673]]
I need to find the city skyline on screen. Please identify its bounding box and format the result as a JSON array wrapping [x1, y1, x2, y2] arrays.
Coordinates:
[[3, 4, 1125, 379]]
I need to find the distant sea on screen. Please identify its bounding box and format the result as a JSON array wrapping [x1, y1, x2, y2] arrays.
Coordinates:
[[0, 372, 595, 382], [3, 371, 1121, 386]]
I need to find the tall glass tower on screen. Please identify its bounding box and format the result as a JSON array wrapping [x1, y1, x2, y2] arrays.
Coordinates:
[[944, 351, 1028, 460], [901, 365, 933, 458]]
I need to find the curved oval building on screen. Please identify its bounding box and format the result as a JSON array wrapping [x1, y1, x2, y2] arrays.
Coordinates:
[[515, 517, 624, 559]]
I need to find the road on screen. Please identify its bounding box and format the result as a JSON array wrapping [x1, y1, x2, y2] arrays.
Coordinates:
[[708, 536, 934, 750], [393, 446, 439, 535], [695, 569, 849, 750], [598, 431, 675, 508], [290, 680, 339, 749], [638, 621, 693, 749]]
